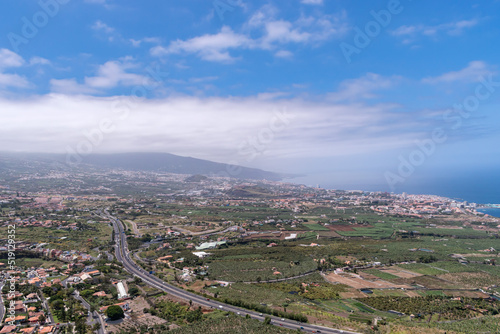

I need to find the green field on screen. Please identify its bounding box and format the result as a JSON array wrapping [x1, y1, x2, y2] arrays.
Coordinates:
[[364, 269, 399, 280], [304, 223, 329, 231], [0, 222, 113, 252]]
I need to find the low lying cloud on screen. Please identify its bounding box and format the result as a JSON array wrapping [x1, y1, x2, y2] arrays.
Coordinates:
[[0, 92, 430, 165]]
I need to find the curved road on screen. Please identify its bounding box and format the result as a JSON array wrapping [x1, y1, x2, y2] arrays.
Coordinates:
[[103, 210, 358, 334], [72, 291, 105, 334]]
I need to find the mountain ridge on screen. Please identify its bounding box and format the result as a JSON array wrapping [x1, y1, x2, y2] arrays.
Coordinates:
[[0, 152, 299, 181]]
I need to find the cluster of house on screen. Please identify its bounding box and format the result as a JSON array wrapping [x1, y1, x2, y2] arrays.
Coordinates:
[[1, 266, 63, 288], [0, 240, 93, 264], [0, 258, 133, 333], [65, 268, 101, 285], [0, 325, 54, 334], [0, 218, 81, 231], [0, 287, 54, 334]]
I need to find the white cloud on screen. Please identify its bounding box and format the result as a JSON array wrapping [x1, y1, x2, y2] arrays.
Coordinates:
[[391, 19, 479, 43], [29, 57, 51, 66], [249, 5, 347, 48], [0, 92, 428, 163], [129, 37, 161, 48], [275, 50, 293, 58], [92, 20, 114, 34], [151, 26, 253, 62], [0, 73, 30, 88], [0, 49, 29, 88], [84, 0, 113, 9], [91, 20, 117, 41], [50, 58, 150, 94], [301, 0, 323, 4], [151, 5, 347, 62], [50, 79, 99, 95], [85, 60, 146, 88], [259, 20, 310, 48], [328, 73, 400, 101], [0, 49, 24, 69], [422, 61, 494, 84]]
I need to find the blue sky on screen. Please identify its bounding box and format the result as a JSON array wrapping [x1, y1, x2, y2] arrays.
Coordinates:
[[1, 0, 499, 195]]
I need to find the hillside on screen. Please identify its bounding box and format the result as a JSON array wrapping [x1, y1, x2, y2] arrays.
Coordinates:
[[0, 152, 297, 181]]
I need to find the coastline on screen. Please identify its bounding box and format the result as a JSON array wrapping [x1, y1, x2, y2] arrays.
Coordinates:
[[477, 208, 500, 218]]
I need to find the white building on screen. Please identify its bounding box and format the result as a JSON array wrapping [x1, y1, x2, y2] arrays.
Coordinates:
[[116, 281, 128, 299]]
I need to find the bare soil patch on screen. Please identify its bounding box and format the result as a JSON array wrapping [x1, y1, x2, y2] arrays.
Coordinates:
[[383, 267, 423, 278], [106, 296, 167, 333], [324, 272, 412, 289]]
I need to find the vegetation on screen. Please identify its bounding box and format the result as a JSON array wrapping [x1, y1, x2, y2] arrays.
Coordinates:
[[168, 314, 296, 334], [107, 305, 125, 320], [360, 296, 500, 320]]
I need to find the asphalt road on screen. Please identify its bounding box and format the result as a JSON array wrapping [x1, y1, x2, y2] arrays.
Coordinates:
[[72, 290, 105, 334], [40, 293, 55, 324], [103, 210, 358, 334]]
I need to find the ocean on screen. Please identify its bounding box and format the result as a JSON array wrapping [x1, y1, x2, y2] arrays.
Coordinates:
[[477, 208, 500, 218], [307, 169, 500, 217]]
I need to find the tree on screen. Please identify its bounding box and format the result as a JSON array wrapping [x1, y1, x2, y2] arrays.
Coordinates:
[[186, 307, 202, 323], [106, 305, 125, 320], [51, 299, 64, 310], [264, 316, 271, 325], [75, 317, 87, 334], [128, 287, 139, 297]]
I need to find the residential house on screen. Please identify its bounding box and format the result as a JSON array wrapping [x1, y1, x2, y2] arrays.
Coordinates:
[[0, 326, 17, 334], [93, 291, 107, 297], [39, 326, 54, 334], [19, 327, 36, 334]]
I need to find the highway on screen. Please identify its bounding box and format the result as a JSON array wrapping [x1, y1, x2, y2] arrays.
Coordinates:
[[103, 210, 358, 334]]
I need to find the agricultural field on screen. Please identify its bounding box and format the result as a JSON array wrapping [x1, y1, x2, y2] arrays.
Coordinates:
[[333, 222, 396, 239], [6, 257, 66, 268], [206, 257, 317, 282], [412, 315, 500, 334], [363, 269, 400, 280], [0, 222, 113, 252], [360, 295, 500, 321], [323, 272, 412, 290], [169, 314, 297, 334], [304, 223, 330, 231]]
